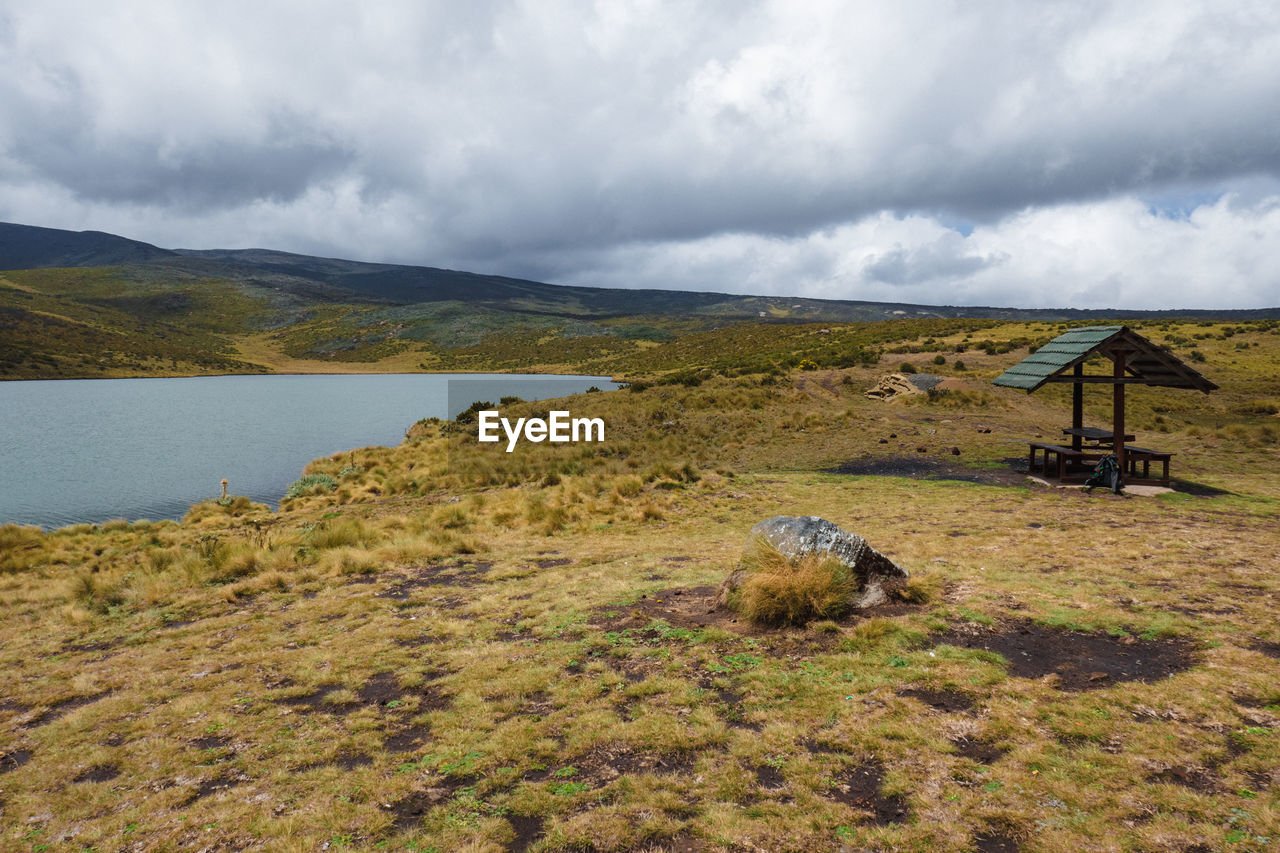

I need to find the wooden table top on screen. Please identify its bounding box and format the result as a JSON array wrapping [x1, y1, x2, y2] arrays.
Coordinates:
[[1062, 427, 1136, 442]]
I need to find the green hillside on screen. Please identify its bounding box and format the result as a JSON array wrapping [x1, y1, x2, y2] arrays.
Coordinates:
[[5, 222, 1279, 381]]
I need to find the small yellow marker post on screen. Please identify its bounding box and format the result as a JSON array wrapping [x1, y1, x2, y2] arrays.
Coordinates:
[[220, 478, 228, 499]]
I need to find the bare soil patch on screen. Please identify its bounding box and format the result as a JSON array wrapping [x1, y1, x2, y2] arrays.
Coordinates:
[[376, 561, 491, 599], [272, 684, 345, 712], [932, 619, 1196, 690], [191, 734, 232, 751], [899, 687, 975, 713], [61, 638, 120, 655], [0, 749, 32, 773], [974, 831, 1022, 852], [1248, 638, 1280, 659], [589, 585, 918, 641], [394, 633, 445, 647], [272, 672, 450, 716], [953, 739, 1010, 765], [296, 752, 373, 772], [754, 763, 785, 790], [565, 742, 696, 787], [384, 724, 431, 753], [826, 761, 910, 825], [506, 813, 545, 853], [20, 690, 113, 728], [357, 672, 402, 706], [183, 773, 244, 805], [72, 763, 120, 783], [1148, 764, 1218, 793], [801, 738, 847, 755], [826, 456, 1023, 486], [531, 557, 573, 568], [388, 775, 479, 832]]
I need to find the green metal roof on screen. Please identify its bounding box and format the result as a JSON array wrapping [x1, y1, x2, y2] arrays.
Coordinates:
[[992, 325, 1217, 393]]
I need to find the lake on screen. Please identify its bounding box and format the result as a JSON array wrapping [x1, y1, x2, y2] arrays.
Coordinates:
[[0, 373, 616, 529]]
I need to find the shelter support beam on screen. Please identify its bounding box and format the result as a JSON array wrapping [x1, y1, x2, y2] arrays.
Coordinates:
[[1113, 350, 1126, 473], [1072, 363, 1083, 452]]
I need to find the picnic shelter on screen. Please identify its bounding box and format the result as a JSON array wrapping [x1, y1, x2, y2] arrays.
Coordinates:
[[992, 325, 1217, 485]]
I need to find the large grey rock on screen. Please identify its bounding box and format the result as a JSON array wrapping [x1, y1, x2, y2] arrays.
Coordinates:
[[719, 515, 908, 611]]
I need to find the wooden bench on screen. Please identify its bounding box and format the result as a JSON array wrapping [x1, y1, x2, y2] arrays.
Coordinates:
[[1027, 442, 1103, 480], [1121, 445, 1172, 485]]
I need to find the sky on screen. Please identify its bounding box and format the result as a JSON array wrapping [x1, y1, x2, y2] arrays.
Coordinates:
[[2, 1, 1279, 310]]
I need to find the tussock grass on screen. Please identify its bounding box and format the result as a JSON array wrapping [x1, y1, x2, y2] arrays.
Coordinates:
[[731, 537, 857, 626]]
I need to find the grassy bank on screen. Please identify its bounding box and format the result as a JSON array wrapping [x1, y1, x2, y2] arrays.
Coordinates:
[[1, 322, 1279, 851]]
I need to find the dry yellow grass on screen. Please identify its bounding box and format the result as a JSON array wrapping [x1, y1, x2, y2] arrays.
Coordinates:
[[730, 538, 857, 626], [1, 321, 1279, 850]]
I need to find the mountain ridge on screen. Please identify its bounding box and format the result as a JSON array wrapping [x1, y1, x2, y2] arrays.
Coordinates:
[[5, 221, 1277, 321]]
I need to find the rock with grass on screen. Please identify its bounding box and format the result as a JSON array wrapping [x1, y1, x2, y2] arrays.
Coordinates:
[[718, 516, 907, 624]]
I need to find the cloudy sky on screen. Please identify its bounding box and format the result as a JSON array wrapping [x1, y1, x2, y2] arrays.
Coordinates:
[[2, 1, 1278, 309]]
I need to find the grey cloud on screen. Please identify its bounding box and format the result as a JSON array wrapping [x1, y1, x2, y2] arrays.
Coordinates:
[[4, 61, 353, 209], [0, 1, 1278, 309], [864, 241, 1004, 287]]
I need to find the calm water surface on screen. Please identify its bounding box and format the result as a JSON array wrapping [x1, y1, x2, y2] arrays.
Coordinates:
[[0, 373, 615, 528]]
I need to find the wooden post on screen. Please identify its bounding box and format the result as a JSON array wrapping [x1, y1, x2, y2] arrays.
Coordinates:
[[220, 478, 228, 499], [1071, 363, 1083, 452], [1112, 350, 1125, 475]]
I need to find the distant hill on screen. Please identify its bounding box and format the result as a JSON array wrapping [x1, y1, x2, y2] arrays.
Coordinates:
[[0, 222, 177, 269], [3, 221, 1278, 380], [6, 221, 1279, 323]]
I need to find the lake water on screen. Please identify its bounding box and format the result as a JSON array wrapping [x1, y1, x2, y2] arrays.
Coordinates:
[[0, 373, 616, 529]]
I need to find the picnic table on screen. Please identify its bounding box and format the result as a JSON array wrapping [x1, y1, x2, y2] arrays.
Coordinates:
[[1062, 427, 1135, 446], [1022, 427, 1172, 486]]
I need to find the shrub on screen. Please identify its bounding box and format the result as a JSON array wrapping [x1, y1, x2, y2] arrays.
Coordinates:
[[898, 362, 917, 374], [953, 360, 966, 371], [730, 537, 856, 626], [798, 358, 819, 371], [286, 473, 338, 499], [454, 400, 495, 424], [932, 354, 946, 365], [184, 495, 267, 523]]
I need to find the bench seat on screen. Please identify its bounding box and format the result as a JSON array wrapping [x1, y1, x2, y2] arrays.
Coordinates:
[[1026, 442, 1103, 480], [1120, 445, 1173, 485]]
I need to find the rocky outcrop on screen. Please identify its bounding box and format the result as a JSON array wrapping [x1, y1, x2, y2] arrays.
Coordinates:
[[865, 372, 945, 400], [718, 515, 908, 611]]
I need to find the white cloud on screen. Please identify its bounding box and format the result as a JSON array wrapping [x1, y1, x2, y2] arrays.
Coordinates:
[[542, 193, 1280, 310]]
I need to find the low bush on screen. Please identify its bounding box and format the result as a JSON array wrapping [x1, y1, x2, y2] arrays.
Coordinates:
[[285, 473, 338, 499]]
